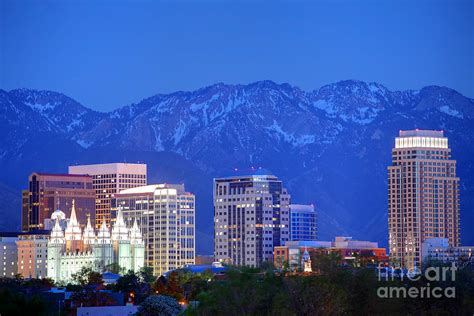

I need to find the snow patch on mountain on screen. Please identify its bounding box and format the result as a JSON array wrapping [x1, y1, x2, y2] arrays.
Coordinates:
[[265, 120, 316, 146], [439, 105, 463, 119], [76, 139, 92, 148]]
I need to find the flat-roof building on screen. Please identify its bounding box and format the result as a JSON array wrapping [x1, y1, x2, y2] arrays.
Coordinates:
[[69, 163, 147, 228], [214, 173, 290, 267], [21, 172, 95, 231], [388, 130, 460, 269]]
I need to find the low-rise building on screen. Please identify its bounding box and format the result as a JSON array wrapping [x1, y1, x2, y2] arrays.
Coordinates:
[[16, 230, 49, 279], [422, 237, 473, 266], [0, 232, 20, 277], [274, 237, 388, 271]]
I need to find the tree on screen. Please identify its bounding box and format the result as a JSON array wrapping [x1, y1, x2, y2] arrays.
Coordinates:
[[136, 295, 182, 316], [71, 266, 103, 288], [152, 272, 184, 300], [105, 262, 125, 274], [114, 270, 151, 304], [70, 290, 117, 307], [139, 266, 156, 284]]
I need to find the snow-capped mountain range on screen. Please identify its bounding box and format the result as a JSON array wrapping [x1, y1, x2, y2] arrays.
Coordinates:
[[1, 80, 473, 253]]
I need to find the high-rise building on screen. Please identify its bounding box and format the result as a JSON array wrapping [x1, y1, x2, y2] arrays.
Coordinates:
[[213, 173, 291, 267], [21, 173, 95, 232], [0, 232, 19, 278], [16, 230, 49, 279], [68, 163, 147, 228], [289, 204, 317, 241], [113, 184, 195, 276], [388, 130, 460, 269]]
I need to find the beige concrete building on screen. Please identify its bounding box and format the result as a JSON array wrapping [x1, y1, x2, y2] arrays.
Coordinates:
[[113, 184, 195, 276], [0, 233, 19, 277], [214, 173, 290, 267], [16, 231, 49, 279], [69, 163, 147, 228], [388, 130, 460, 269]]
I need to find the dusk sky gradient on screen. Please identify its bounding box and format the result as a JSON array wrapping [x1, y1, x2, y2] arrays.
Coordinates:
[[1, 0, 473, 111]]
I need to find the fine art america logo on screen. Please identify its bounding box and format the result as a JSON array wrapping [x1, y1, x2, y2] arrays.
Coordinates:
[[376, 263, 457, 299]]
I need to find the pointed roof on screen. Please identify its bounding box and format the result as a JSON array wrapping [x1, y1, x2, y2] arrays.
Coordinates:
[[50, 218, 65, 244], [97, 219, 110, 239], [65, 200, 82, 240], [83, 214, 95, 241], [69, 200, 78, 226], [129, 218, 143, 244], [112, 208, 129, 241]]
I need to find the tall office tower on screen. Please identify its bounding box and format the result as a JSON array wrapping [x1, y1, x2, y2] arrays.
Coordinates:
[[113, 184, 195, 276], [388, 130, 460, 269], [68, 163, 147, 228], [289, 204, 317, 241], [214, 173, 291, 267], [21, 173, 96, 232]]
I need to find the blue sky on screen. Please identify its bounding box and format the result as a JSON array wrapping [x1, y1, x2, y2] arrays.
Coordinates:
[[1, 0, 473, 111]]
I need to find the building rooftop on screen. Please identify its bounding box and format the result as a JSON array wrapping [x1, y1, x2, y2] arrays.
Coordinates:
[[32, 172, 91, 178], [118, 183, 187, 195], [399, 129, 444, 138]]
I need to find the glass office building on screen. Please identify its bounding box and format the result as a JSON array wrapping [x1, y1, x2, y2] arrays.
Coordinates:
[[289, 204, 317, 241]]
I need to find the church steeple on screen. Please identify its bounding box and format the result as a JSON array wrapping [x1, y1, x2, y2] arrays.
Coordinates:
[[112, 208, 129, 241], [65, 200, 83, 252], [83, 214, 96, 246], [50, 218, 65, 244], [97, 218, 111, 244], [65, 200, 82, 241], [129, 218, 143, 245]]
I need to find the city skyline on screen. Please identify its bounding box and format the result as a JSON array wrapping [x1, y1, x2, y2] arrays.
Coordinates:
[[1, 1, 473, 313]]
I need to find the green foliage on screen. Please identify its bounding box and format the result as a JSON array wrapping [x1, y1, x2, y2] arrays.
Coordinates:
[[113, 270, 151, 304], [71, 266, 103, 287], [136, 295, 182, 316], [70, 289, 117, 307], [105, 262, 126, 274], [186, 257, 474, 316]]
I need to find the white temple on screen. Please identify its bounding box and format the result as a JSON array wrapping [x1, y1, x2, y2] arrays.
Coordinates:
[[47, 201, 145, 283]]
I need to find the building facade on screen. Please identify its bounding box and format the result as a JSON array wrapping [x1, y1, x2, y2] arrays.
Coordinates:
[[113, 184, 195, 276], [47, 202, 144, 283], [274, 237, 388, 271], [68, 163, 147, 229], [214, 173, 290, 267], [16, 231, 49, 279], [422, 238, 473, 266], [21, 173, 95, 231], [388, 130, 460, 269], [289, 204, 317, 241], [0, 233, 19, 278]]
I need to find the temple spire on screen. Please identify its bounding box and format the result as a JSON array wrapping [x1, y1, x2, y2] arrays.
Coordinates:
[[65, 199, 82, 241], [112, 207, 129, 241], [69, 199, 78, 226]]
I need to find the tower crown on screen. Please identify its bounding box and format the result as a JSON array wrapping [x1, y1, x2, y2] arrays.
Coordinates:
[[395, 129, 448, 149]]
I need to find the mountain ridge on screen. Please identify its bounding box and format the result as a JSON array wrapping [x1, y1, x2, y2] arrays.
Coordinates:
[[1, 80, 473, 254]]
